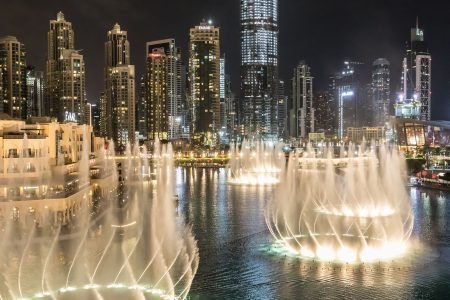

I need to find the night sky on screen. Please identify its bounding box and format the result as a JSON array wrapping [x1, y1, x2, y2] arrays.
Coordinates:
[[1, 0, 449, 119]]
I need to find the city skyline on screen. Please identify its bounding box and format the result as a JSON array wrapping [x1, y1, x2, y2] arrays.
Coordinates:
[[1, 0, 449, 120]]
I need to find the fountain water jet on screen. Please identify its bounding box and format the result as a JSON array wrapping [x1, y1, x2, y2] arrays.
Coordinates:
[[0, 136, 198, 299], [228, 139, 285, 185], [267, 142, 414, 263]]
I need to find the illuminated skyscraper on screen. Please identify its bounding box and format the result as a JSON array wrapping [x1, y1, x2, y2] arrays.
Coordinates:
[[146, 39, 183, 140], [104, 23, 135, 146], [26, 66, 45, 118], [110, 65, 135, 146], [240, 0, 279, 138], [137, 74, 148, 140], [335, 61, 365, 139], [277, 80, 287, 139], [220, 56, 226, 131], [188, 21, 220, 146], [46, 12, 85, 123], [401, 19, 431, 121], [291, 62, 314, 139], [0, 36, 27, 119], [60, 49, 86, 123], [372, 58, 390, 126]]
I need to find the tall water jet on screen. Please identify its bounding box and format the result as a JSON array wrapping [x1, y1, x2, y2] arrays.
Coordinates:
[[0, 137, 198, 299], [228, 139, 285, 185], [267, 142, 414, 263]]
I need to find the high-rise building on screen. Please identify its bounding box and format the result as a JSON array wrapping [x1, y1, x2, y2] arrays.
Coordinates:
[[401, 19, 431, 121], [291, 63, 314, 139], [335, 61, 366, 139], [372, 58, 390, 126], [220, 56, 227, 132], [146, 39, 183, 140], [136, 75, 148, 141], [46, 12, 86, 123], [225, 76, 237, 142], [188, 21, 220, 146], [240, 0, 279, 138], [0, 36, 27, 119], [105, 23, 130, 69], [110, 65, 136, 147], [98, 92, 107, 137], [314, 91, 336, 135], [91, 103, 101, 136], [60, 49, 86, 123], [104, 24, 135, 146], [26, 66, 45, 118], [277, 80, 288, 139]]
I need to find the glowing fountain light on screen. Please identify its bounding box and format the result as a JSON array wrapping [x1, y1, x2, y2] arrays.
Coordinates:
[[228, 138, 285, 186], [0, 135, 199, 300], [266, 141, 414, 263]]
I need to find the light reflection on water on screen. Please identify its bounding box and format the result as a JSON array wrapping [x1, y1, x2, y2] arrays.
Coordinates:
[[177, 168, 450, 300]]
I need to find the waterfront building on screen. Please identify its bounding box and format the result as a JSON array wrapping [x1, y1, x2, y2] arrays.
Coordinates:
[[0, 36, 27, 119], [188, 21, 220, 146], [0, 116, 109, 227], [240, 0, 279, 138], [347, 126, 385, 143], [146, 39, 183, 141]]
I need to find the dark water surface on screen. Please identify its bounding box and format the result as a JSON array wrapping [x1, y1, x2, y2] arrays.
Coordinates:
[[176, 168, 450, 300]]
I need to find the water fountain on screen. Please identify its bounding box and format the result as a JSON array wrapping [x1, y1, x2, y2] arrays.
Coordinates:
[[0, 132, 199, 299], [266, 142, 414, 263], [228, 139, 285, 185]]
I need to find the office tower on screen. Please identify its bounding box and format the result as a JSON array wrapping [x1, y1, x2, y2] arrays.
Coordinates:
[[335, 61, 366, 139], [372, 58, 390, 126], [188, 21, 220, 146], [137, 74, 148, 140], [26, 66, 45, 118], [225, 76, 237, 141], [146, 39, 183, 140], [91, 103, 101, 136], [98, 92, 107, 137], [401, 19, 431, 121], [0, 36, 27, 119], [277, 80, 288, 139], [60, 49, 86, 123], [291, 62, 314, 139], [240, 0, 279, 138], [314, 91, 335, 135], [180, 63, 190, 139], [104, 23, 135, 145], [110, 65, 136, 147], [220, 56, 226, 132], [46, 12, 86, 123]]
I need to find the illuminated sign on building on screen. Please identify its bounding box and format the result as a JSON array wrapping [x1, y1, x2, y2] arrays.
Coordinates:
[[65, 111, 77, 122]]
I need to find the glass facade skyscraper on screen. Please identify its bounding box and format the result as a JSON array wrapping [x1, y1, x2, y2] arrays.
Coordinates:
[[240, 0, 279, 138], [401, 19, 431, 121], [372, 58, 390, 126]]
